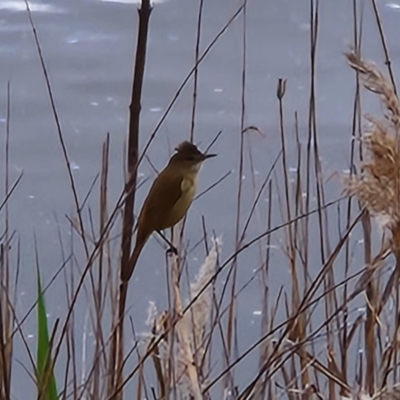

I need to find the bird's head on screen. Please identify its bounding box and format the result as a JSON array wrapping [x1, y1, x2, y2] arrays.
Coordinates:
[[169, 141, 216, 172]]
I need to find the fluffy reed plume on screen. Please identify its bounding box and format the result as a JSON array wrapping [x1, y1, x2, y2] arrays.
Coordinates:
[[142, 237, 221, 399], [343, 123, 399, 227], [174, 237, 221, 396], [346, 52, 400, 128], [184, 236, 221, 361], [343, 52, 400, 245]]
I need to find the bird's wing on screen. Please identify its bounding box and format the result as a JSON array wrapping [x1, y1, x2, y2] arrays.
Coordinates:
[[138, 170, 184, 230]]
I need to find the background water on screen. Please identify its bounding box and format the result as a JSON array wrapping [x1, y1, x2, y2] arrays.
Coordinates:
[[1, 0, 400, 397]]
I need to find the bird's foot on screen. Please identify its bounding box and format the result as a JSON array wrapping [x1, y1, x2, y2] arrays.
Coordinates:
[[166, 246, 178, 256]]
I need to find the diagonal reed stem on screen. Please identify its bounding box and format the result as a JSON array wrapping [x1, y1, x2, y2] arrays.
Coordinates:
[[111, 0, 152, 398]]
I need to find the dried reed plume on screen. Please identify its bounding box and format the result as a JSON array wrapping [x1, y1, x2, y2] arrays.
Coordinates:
[[143, 237, 221, 399], [343, 51, 400, 247]]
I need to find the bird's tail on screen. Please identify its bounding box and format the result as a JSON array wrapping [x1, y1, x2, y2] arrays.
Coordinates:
[[121, 238, 146, 282], [118, 233, 148, 325], [112, 233, 149, 394], [114, 240, 145, 380], [114, 256, 138, 389]]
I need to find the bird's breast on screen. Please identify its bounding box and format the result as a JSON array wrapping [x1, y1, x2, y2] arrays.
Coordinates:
[[165, 175, 196, 227], [178, 175, 196, 207], [181, 175, 196, 194]]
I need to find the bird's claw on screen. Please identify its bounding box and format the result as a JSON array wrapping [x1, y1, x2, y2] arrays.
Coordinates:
[[166, 246, 178, 256]]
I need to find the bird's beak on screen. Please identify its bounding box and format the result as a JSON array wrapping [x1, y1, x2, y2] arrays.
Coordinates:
[[203, 153, 217, 159]]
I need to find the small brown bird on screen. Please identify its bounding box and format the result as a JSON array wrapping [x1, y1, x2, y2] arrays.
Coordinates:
[[122, 141, 216, 282]]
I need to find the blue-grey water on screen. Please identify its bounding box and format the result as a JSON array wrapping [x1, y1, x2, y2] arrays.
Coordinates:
[[1, 0, 400, 398]]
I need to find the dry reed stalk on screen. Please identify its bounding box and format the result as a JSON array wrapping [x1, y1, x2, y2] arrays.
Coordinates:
[[226, 0, 248, 381], [347, 6, 376, 393], [119, 0, 152, 278], [0, 81, 13, 400], [277, 75, 311, 393], [23, 0, 89, 256], [89, 136, 111, 398], [244, 145, 278, 398], [309, 2, 340, 398], [370, 0, 397, 95], [149, 309, 169, 399], [114, 1, 152, 398], [253, 181, 273, 400], [189, 0, 204, 142]]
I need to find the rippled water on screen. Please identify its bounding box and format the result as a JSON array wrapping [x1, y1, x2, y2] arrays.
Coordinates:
[[1, 0, 400, 397]]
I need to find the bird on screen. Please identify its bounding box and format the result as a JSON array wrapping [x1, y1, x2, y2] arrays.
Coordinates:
[[122, 140, 216, 283]]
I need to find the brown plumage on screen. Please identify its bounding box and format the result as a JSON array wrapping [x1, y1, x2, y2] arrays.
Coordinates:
[[122, 141, 216, 282]]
